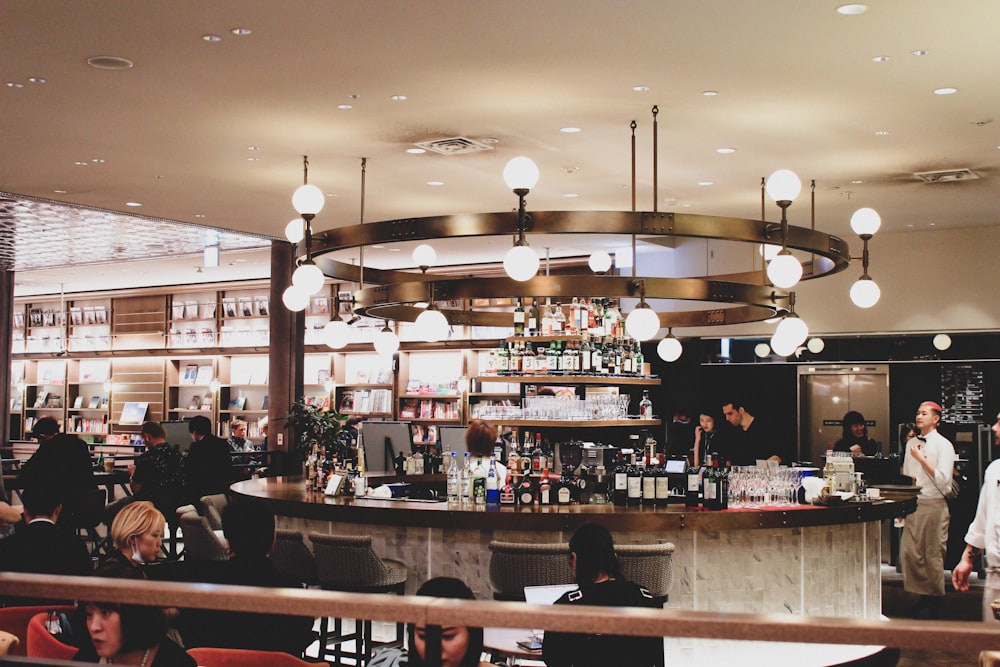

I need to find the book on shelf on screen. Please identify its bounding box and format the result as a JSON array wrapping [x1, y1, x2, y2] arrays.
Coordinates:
[[88, 396, 101, 409], [184, 329, 198, 344], [119, 401, 149, 425], [11, 395, 22, 411], [228, 395, 247, 410], [310, 295, 329, 314], [33, 391, 48, 408], [339, 390, 355, 412], [238, 296, 254, 317], [317, 368, 331, 384], [199, 327, 215, 345], [185, 301, 200, 320], [73, 396, 84, 409], [222, 298, 237, 318], [171, 301, 186, 321], [13, 311, 24, 328], [200, 301, 217, 319], [419, 399, 433, 419], [254, 295, 269, 316], [100, 395, 109, 408], [69, 306, 83, 325], [28, 308, 43, 327], [43, 309, 55, 326], [188, 395, 202, 410], [194, 365, 214, 386], [201, 394, 214, 410], [182, 364, 198, 384], [260, 395, 269, 410], [94, 305, 108, 325], [399, 398, 417, 419]]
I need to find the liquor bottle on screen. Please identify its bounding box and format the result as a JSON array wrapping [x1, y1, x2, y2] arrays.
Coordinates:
[[517, 475, 536, 506], [496, 343, 509, 376], [460, 452, 472, 504], [513, 298, 526, 336], [654, 464, 670, 506], [626, 464, 643, 506], [446, 451, 459, 502], [703, 461, 718, 510], [639, 390, 653, 419], [685, 464, 701, 508], [570, 297, 581, 335], [527, 298, 540, 336], [555, 471, 573, 505], [613, 454, 628, 505], [593, 299, 604, 334], [591, 341, 603, 374], [634, 342, 645, 376], [532, 433, 546, 473], [536, 346, 549, 375], [412, 447, 424, 475], [541, 299, 554, 335], [553, 302, 566, 334], [354, 442, 367, 497], [507, 437, 520, 474], [547, 341, 561, 375], [522, 342, 536, 375], [472, 455, 486, 505], [486, 457, 500, 505], [580, 338, 592, 374], [500, 474, 516, 505], [641, 465, 656, 506], [539, 468, 552, 505], [717, 465, 730, 510], [509, 342, 522, 375]]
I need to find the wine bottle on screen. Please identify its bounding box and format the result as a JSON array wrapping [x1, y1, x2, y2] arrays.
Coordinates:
[[539, 468, 552, 505], [641, 465, 656, 506], [513, 298, 525, 336], [613, 455, 628, 506], [654, 464, 670, 506], [626, 464, 642, 506], [685, 465, 701, 508]]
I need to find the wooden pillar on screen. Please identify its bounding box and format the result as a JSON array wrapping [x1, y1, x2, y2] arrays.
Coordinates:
[[268, 241, 305, 474], [0, 270, 13, 498]]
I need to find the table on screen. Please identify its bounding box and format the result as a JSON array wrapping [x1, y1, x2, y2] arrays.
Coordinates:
[[2, 470, 131, 504]]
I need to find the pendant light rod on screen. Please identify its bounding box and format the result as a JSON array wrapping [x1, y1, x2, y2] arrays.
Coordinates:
[[630, 120, 637, 212], [652, 105, 659, 214], [359, 157, 367, 289]]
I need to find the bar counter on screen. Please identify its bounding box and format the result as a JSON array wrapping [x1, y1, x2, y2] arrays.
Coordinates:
[[232, 476, 916, 619]]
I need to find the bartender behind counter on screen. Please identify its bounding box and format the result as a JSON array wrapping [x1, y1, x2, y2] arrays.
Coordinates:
[[833, 411, 880, 457]]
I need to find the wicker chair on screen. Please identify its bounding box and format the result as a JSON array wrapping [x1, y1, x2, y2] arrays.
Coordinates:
[[178, 508, 229, 562], [308, 532, 407, 666], [272, 529, 318, 588], [487, 541, 575, 601], [618, 542, 675, 606]]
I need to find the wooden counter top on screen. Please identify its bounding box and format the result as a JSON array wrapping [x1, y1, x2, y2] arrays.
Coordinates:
[[232, 476, 915, 532]]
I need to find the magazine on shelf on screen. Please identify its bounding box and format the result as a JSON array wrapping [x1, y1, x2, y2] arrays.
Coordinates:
[[119, 402, 149, 426], [194, 365, 214, 386], [73, 396, 83, 409], [238, 297, 254, 317], [228, 395, 247, 410], [69, 307, 83, 325], [255, 296, 269, 316], [311, 295, 329, 314], [182, 365, 198, 384], [222, 298, 237, 318], [339, 390, 355, 412], [43, 309, 55, 326], [399, 398, 417, 418], [100, 395, 109, 408], [88, 396, 100, 409], [28, 308, 43, 327], [261, 395, 269, 410], [45, 394, 62, 409], [317, 369, 331, 384], [201, 394, 214, 410], [13, 312, 24, 329], [94, 305, 108, 324], [171, 301, 186, 321], [200, 301, 217, 319], [185, 301, 200, 320], [188, 395, 202, 410], [11, 395, 22, 411], [199, 328, 215, 345]]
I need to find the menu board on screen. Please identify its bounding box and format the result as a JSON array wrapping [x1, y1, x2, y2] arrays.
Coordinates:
[[940, 363, 983, 424]]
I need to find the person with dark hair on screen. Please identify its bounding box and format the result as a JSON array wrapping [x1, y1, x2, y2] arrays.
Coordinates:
[[900, 400, 956, 619], [182, 416, 232, 505], [19, 432, 97, 527], [691, 409, 728, 467], [833, 411, 880, 456], [175, 498, 314, 655], [107, 422, 186, 525], [31, 415, 61, 442], [542, 523, 663, 667], [0, 486, 91, 577], [721, 398, 781, 465], [465, 419, 507, 487], [370, 576, 490, 667], [75, 565, 196, 666]]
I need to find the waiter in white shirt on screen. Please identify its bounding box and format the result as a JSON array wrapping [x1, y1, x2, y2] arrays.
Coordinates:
[[900, 400, 956, 619], [952, 411, 1000, 621]]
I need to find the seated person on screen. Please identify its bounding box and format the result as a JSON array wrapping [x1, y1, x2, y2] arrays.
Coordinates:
[[175, 498, 314, 655], [542, 523, 663, 667], [107, 421, 186, 526], [833, 411, 880, 456], [75, 564, 195, 666], [19, 430, 97, 526], [370, 576, 491, 667], [102, 501, 166, 571]]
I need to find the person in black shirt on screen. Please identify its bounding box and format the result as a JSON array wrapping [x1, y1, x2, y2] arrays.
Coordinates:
[[183, 416, 232, 505], [542, 523, 663, 667], [721, 398, 782, 465], [833, 411, 880, 456], [19, 432, 97, 527], [107, 422, 186, 525]]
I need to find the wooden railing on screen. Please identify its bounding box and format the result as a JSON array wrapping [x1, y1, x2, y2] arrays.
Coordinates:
[[0, 573, 998, 665]]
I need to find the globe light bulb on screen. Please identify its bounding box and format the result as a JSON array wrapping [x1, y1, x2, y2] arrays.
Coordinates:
[[758, 243, 781, 261], [656, 336, 683, 362], [774, 314, 809, 350], [324, 318, 350, 349], [807, 337, 826, 354], [932, 333, 952, 351], [414, 307, 450, 343], [412, 244, 437, 269], [850, 207, 881, 236], [503, 156, 540, 191], [373, 325, 400, 356], [850, 277, 881, 308], [284, 218, 305, 244], [767, 252, 803, 289], [625, 304, 660, 341], [588, 250, 613, 274], [292, 262, 326, 295], [754, 343, 772, 358], [765, 169, 802, 203], [769, 334, 798, 358], [503, 244, 540, 281], [292, 183, 325, 216], [281, 285, 309, 312]]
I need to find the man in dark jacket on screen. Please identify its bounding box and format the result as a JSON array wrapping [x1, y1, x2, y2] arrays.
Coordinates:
[[183, 415, 232, 505], [19, 431, 97, 527]]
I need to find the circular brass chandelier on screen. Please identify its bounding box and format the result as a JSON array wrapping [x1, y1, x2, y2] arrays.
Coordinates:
[[281, 108, 880, 360]]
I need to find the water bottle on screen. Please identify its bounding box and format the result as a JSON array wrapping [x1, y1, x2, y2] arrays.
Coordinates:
[[446, 452, 459, 503], [460, 452, 472, 504], [486, 457, 500, 505]]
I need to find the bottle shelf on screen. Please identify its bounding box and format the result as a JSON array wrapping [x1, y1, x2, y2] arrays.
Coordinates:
[[474, 375, 658, 385]]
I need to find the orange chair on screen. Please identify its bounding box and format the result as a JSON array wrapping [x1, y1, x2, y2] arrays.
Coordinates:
[[26, 611, 78, 661], [0, 605, 73, 657], [187, 647, 318, 667]]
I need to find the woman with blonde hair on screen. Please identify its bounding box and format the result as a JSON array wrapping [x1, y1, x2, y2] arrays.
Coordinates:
[[465, 419, 507, 487], [104, 501, 165, 569]]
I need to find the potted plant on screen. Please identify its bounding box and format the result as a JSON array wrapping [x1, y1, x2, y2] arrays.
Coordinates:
[[282, 397, 346, 466]]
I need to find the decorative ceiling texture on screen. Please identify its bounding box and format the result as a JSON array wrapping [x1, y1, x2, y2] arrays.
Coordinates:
[[0, 193, 272, 272]]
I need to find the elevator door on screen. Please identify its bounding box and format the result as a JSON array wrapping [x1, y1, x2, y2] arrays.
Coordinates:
[[799, 366, 889, 465]]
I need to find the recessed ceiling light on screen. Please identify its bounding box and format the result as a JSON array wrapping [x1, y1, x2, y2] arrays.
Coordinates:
[[426, 181, 445, 186], [633, 85, 649, 92], [851, 180, 863, 184], [406, 148, 425, 154], [125, 202, 142, 207], [836, 4, 868, 15], [928, 222, 936, 227], [247, 156, 259, 161], [701, 90, 718, 97], [563, 193, 579, 198], [337, 104, 352, 110], [247, 146, 259, 151], [53, 189, 67, 194], [716, 147, 736, 154], [230, 27, 252, 36], [682, 203, 693, 208], [202, 34, 223, 42], [561, 165, 580, 173], [697, 181, 715, 186], [560, 127, 582, 133], [874, 130, 890, 136], [872, 55, 889, 63], [480, 137, 499, 144], [6, 82, 24, 88], [27, 77, 46, 84], [74, 161, 89, 166], [195, 214, 206, 218], [387, 248, 401, 252], [933, 87, 958, 95], [371, 244, 385, 249], [905, 223, 914, 228], [90, 158, 105, 163], [911, 49, 928, 56], [390, 95, 407, 101], [86, 55, 134, 70]]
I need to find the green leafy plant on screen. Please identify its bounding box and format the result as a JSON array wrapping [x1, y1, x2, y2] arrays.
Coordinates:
[[283, 398, 345, 457]]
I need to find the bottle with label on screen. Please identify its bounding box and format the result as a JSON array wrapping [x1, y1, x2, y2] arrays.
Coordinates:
[[532, 433, 546, 473], [517, 475, 536, 506], [472, 455, 486, 505], [446, 451, 459, 503], [716, 466, 730, 510], [641, 465, 657, 506], [580, 339, 592, 373], [556, 471, 573, 505], [527, 298, 540, 336], [626, 464, 643, 506], [639, 390, 653, 419], [513, 298, 526, 336], [500, 474, 516, 505], [412, 448, 424, 475], [685, 464, 701, 508], [541, 300, 554, 335], [522, 343, 536, 375], [703, 461, 718, 510], [496, 343, 509, 376], [460, 452, 472, 504], [553, 302, 566, 334], [486, 457, 500, 505], [654, 465, 671, 506], [591, 342, 603, 374], [507, 438, 520, 474], [613, 454, 628, 505], [539, 468, 552, 505]]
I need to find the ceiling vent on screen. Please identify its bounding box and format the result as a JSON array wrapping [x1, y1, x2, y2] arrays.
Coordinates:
[[913, 168, 980, 183], [413, 137, 494, 155]]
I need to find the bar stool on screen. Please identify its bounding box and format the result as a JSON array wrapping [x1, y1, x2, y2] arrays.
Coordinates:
[[178, 508, 229, 562], [63, 488, 107, 557], [199, 493, 229, 531], [487, 541, 574, 600], [308, 532, 407, 666], [617, 542, 675, 606], [271, 529, 318, 588]]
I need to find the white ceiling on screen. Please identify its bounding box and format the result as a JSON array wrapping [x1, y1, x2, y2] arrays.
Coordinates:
[[4, 1, 1000, 296]]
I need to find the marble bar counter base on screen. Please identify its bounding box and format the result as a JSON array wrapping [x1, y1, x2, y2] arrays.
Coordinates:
[[232, 477, 915, 619]]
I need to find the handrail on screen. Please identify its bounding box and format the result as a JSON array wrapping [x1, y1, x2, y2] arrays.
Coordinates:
[[0, 572, 999, 657]]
